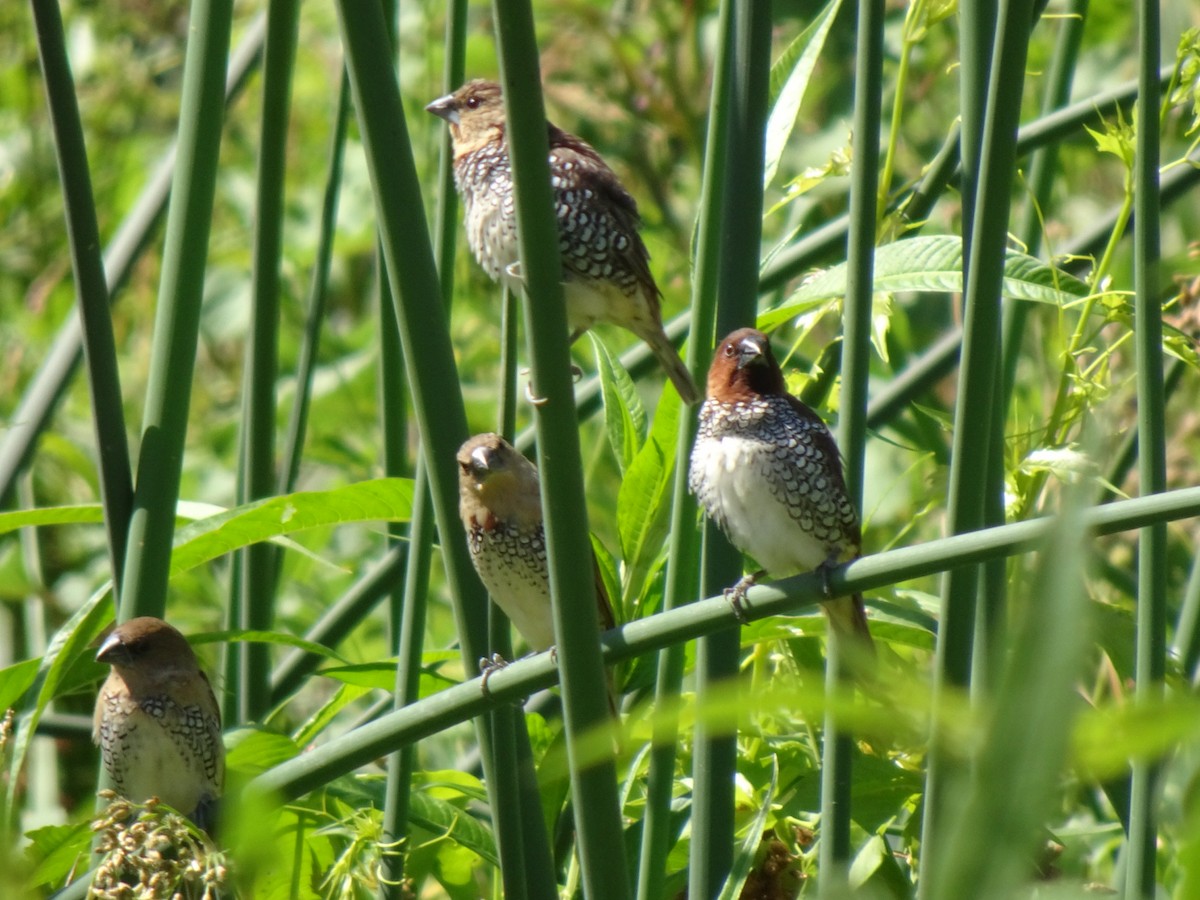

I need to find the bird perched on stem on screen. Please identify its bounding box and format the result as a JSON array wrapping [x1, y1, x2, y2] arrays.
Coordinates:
[[457, 433, 617, 680], [689, 328, 874, 652], [94, 616, 224, 832], [427, 79, 699, 405]]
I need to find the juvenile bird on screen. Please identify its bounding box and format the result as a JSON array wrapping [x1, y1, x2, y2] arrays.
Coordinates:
[[688, 328, 874, 650], [94, 616, 224, 831], [427, 79, 699, 405], [456, 433, 616, 655]]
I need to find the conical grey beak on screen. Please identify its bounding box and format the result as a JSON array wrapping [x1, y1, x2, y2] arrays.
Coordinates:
[[425, 94, 459, 125], [736, 335, 767, 369]]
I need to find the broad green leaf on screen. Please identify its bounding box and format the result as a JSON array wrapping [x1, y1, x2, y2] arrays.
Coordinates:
[[759, 235, 1090, 331], [316, 660, 398, 690], [1073, 694, 1200, 781], [589, 332, 647, 474], [410, 796, 494, 868], [25, 821, 93, 889], [616, 388, 681, 607], [764, 0, 843, 188], [169, 477, 414, 574], [225, 727, 302, 775], [0, 657, 41, 713]]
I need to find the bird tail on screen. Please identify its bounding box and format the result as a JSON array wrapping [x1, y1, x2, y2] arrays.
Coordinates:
[[822, 593, 876, 661], [641, 328, 700, 405]]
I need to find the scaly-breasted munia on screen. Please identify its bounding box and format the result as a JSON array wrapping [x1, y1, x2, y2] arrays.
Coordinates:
[[427, 79, 700, 405], [457, 433, 615, 655], [688, 328, 874, 650], [94, 616, 224, 830]]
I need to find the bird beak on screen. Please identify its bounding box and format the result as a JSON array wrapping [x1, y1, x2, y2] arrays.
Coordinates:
[[470, 445, 496, 473], [425, 94, 459, 125], [735, 334, 768, 370], [96, 632, 132, 666]]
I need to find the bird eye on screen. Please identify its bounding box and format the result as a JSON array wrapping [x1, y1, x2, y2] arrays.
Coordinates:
[[465, 96, 481, 110], [723, 343, 737, 358]]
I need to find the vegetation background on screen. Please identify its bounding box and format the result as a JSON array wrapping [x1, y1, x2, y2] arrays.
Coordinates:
[[2, 0, 1200, 897]]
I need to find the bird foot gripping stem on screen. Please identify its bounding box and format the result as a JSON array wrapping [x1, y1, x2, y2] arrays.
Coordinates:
[[478, 652, 510, 698], [723, 573, 760, 624]]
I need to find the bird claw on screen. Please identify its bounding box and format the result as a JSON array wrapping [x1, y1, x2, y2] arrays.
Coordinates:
[[520, 370, 550, 406], [724, 574, 757, 624], [520, 365, 583, 404], [478, 652, 510, 698]]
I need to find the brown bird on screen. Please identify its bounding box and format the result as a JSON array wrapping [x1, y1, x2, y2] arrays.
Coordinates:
[[427, 79, 699, 405], [457, 433, 616, 656], [94, 616, 224, 831], [688, 328, 874, 650]]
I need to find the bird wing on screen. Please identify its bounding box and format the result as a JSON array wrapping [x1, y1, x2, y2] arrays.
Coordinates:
[[784, 393, 863, 550]]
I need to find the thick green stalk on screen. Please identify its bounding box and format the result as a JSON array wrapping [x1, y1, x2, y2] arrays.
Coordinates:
[[279, 72, 350, 497], [490, 3, 629, 895], [380, 465, 431, 899], [635, 0, 730, 891], [1000, 0, 1088, 408], [331, 4, 553, 897], [30, 0, 134, 600], [821, 0, 883, 888], [247, 482, 1200, 806], [238, 0, 299, 724], [379, 3, 465, 888], [1125, 0, 1166, 892], [691, 3, 771, 897], [919, 0, 1034, 892], [117, 0, 233, 621], [932, 483, 1093, 899]]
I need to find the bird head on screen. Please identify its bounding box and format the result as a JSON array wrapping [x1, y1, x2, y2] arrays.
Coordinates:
[[96, 617, 200, 675], [426, 80, 506, 153], [456, 433, 542, 530], [706, 327, 788, 401]]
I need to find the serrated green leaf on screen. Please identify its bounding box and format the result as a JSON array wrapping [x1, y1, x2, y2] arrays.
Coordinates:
[[589, 332, 647, 474], [759, 235, 1090, 331]]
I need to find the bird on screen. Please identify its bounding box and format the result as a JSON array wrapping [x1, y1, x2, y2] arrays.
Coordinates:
[[93, 616, 224, 831], [456, 432, 616, 661], [688, 328, 874, 651], [426, 79, 700, 405]]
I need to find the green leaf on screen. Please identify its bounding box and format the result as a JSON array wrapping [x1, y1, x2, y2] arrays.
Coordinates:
[[225, 727, 302, 775], [0, 658, 41, 713], [168, 477, 414, 574], [4, 584, 113, 813], [589, 332, 647, 474], [616, 388, 681, 608], [0, 504, 104, 536], [718, 755, 778, 900], [24, 820, 93, 889], [764, 0, 843, 188], [759, 235, 1090, 331]]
